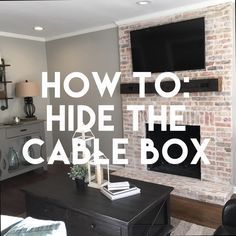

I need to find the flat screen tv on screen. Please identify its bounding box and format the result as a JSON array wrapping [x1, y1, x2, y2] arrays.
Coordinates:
[[130, 17, 205, 73]]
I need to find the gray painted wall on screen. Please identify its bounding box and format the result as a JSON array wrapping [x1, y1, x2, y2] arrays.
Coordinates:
[[0, 36, 53, 156], [0, 36, 48, 122], [46, 28, 123, 161]]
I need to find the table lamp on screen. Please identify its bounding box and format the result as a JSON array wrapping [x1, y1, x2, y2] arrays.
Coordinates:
[[15, 80, 39, 120]]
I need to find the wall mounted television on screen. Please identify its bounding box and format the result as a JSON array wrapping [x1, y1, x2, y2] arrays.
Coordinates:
[[130, 17, 205, 73]]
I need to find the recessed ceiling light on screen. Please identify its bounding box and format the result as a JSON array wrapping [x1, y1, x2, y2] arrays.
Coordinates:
[[34, 26, 44, 31], [136, 1, 151, 5]]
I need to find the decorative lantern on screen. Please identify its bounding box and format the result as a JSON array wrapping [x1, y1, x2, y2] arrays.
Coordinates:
[[71, 127, 95, 161], [88, 151, 110, 189], [72, 127, 95, 150], [72, 127, 110, 189]]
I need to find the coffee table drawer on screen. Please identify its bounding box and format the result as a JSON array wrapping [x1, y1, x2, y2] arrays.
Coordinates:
[[26, 195, 66, 221], [68, 211, 121, 236]]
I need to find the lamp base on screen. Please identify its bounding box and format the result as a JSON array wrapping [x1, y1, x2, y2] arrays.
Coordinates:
[[20, 117, 37, 122], [24, 97, 37, 119]]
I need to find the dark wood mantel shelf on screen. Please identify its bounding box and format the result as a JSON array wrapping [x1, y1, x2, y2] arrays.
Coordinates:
[[120, 78, 221, 94]]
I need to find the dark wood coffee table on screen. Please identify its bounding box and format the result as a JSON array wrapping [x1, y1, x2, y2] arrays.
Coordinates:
[[22, 171, 173, 236]]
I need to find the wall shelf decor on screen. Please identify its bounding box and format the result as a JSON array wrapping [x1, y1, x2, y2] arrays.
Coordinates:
[[0, 58, 13, 111]]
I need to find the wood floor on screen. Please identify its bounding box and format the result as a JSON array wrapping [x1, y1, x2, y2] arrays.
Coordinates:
[[1, 164, 66, 216], [1, 164, 223, 229]]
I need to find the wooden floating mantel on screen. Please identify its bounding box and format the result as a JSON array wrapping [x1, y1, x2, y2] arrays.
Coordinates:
[[120, 78, 221, 94]]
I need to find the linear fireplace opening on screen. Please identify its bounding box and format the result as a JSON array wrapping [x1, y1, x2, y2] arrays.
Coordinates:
[[146, 124, 201, 179]]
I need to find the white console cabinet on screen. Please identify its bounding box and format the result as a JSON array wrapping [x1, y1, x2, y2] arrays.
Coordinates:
[[0, 120, 47, 180]]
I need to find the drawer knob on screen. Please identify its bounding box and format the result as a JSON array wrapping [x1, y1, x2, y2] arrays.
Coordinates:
[[43, 208, 49, 213], [20, 129, 27, 132], [90, 224, 96, 230]]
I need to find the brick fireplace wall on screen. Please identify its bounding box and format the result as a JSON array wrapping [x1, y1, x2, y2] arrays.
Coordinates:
[[119, 3, 234, 184]]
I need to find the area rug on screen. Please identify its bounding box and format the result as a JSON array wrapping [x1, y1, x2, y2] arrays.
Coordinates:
[[171, 217, 215, 235]]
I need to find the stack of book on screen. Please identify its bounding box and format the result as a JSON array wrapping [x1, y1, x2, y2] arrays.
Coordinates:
[[101, 181, 141, 200]]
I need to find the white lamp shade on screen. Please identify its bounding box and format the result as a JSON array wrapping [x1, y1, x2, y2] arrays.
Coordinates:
[[15, 81, 40, 97]]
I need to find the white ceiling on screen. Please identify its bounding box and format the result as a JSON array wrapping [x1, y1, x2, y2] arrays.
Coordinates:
[[0, 0, 233, 41]]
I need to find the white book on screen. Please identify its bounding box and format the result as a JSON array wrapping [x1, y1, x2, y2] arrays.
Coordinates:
[[103, 183, 138, 196], [107, 181, 130, 191], [101, 187, 141, 201]]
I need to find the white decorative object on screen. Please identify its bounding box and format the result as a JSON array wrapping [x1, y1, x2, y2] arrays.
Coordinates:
[[88, 151, 110, 189], [72, 126, 95, 147], [71, 126, 95, 164], [72, 127, 110, 189]]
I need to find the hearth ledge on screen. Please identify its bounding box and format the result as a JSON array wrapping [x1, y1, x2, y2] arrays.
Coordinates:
[[112, 168, 233, 206]]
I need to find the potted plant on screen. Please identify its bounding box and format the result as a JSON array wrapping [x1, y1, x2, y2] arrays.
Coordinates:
[[68, 165, 88, 190]]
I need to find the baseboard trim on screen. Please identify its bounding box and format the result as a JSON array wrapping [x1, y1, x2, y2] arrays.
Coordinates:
[[233, 186, 236, 193]]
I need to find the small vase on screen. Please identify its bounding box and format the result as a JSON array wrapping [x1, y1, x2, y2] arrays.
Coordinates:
[[75, 178, 87, 190], [8, 147, 19, 170]]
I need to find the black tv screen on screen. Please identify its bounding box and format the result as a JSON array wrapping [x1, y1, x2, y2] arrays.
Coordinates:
[[130, 18, 205, 73]]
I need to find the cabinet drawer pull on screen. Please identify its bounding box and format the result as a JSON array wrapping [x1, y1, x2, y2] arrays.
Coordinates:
[[90, 224, 96, 230], [20, 129, 27, 132]]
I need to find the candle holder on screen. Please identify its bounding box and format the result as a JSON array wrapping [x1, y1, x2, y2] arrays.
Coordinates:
[[72, 127, 110, 189], [87, 151, 110, 189]]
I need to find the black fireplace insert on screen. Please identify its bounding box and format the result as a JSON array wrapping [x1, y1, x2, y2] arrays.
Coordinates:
[[146, 123, 201, 179]]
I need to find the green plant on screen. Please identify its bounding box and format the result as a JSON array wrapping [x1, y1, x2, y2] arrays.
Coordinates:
[[68, 165, 88, 180]]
